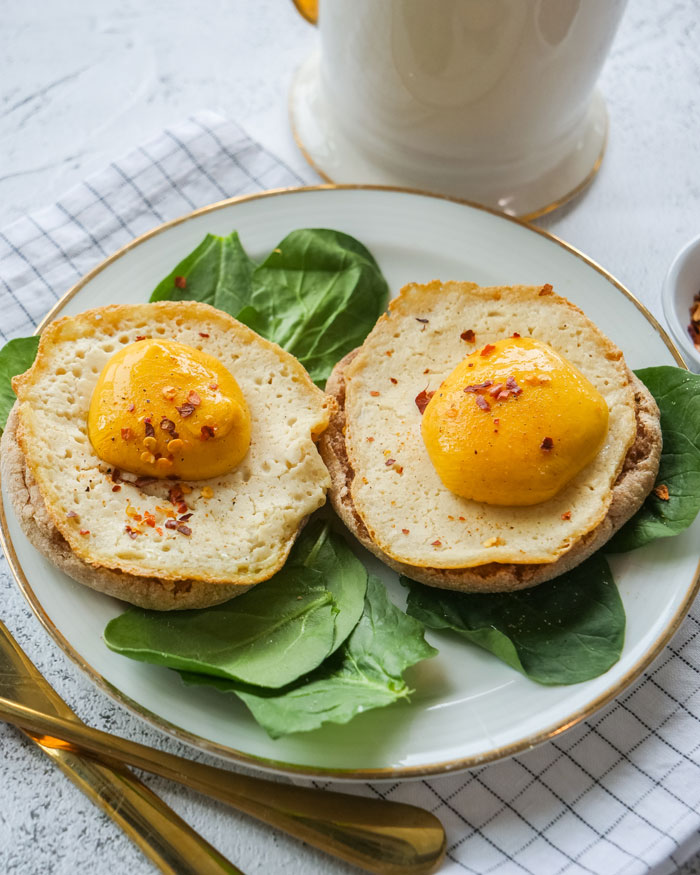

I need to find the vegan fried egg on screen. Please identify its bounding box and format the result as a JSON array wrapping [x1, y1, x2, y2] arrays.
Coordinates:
[[5, 302, 333, 609], [319, 281, 662, 592]]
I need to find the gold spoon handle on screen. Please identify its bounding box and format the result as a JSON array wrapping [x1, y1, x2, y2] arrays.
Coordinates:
[[0, 696, 446, 875]]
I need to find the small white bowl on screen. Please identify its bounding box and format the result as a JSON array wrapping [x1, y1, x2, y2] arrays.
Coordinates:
[[662, 232, 700, 372]]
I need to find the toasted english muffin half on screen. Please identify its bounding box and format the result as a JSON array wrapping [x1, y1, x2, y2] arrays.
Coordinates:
[[3, 301, 334, 609], [319, 282, 662, 592]]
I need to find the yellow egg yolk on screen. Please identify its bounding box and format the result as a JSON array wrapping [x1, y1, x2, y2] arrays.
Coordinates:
[[421, 337, 609, 506], [88, 339, 251, 480]]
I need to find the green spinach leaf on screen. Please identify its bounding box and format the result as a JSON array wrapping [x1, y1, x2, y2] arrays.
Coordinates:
[[404, 553, 624, 685], [245, 229, 389, 385], [292, 520, 367, 649], [607, 366, 700, 552], [104, 566, 336, 688], [150, 231, 256, 316], [104, 521, 367, 688], [182, 576, 438, 737], [0, 336, 40, 433]]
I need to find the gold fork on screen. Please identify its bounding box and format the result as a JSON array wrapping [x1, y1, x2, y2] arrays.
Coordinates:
[[0, 621, 446, 875]]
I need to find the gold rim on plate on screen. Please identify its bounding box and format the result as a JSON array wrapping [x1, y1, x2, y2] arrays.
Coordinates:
[[2, 184, 698, 781]]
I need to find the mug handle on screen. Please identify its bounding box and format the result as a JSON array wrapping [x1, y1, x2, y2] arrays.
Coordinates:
[[292, 0, 318, 24]]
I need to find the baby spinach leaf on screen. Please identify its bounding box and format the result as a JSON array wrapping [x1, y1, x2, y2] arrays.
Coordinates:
[[104, 566, 336, 688], [104, 521, 368, 689], [0, 335, 40, 433], [607, 366, 700, 552], [181, 576, 438, 737], [244, 229, 389, 385], [150, 230, 256, 316], [293, 519, 367, 650], [404, 553, 624, 685]]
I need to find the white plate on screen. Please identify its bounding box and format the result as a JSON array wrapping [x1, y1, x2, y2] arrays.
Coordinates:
[[2, 186, 698, 780]]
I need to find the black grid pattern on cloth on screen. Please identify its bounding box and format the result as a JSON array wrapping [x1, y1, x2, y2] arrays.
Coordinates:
[[2, 109, 700, 875]]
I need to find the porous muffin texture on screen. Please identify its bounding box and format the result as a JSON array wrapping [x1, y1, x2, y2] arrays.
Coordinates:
[[319, 282, 662, 592], [9, 302, 333, 599]]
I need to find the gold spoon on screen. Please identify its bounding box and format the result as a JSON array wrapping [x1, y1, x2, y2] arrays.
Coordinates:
[[0, 632, 446, 874]]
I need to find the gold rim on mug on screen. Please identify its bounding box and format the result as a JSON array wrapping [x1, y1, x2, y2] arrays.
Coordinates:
[[2, 184, 698, 781], [288, 93, 609, 224]]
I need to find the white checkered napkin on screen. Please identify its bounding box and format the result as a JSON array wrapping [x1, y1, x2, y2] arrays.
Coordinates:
[[0, 110, 305, 342], [312, 612, 700, 875], [1, 112, 700, 875]]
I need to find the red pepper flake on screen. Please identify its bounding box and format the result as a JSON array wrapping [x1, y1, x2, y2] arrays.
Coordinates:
[[199, 332, 209, 338], [476, 395, 490, 411], [125, 526, 139, 539], [512, 332, 521, 338], [487, 383, 504, 397], [653, 484, 670, 501], [178, 512, 193, 521], [155, 526, 163, 536], [370, 390, 380, 397], [187, 390, 201, 407], [385, 458, 396, 466], [144, 419, 155, 438], [165, 519, 178, 530], [402, 528, 410, 535], [540, 436, 554, 450], [539, 283, 554, 296], [209, 383, 218, 391], [177, 524, 192, 536], [480, 344, 495, 356], [128, 402, 135, 412], [160, 417, 176, 434], [177, 502, 189, 515], [506, 375, 522, 396], [461, 329, 476, 342], [415, 317, 429, 324], [464, 380, 493, 393], [134, 476, 157, 488], [176, 402, 196, 418], [66, 510, 78, 519], [169, 485, 184, 506], [79, 529, 90, 536], [200, 425, 215, 440], [389, 377, 398, 384], [135, 335, 147, 342], [174, 275, 187, 289], [493, 418, 500, 427], [394, 464, 404, 474], [431, 539, 442, 547], [366, 436, 375, 442], [561, 511, 572, 520], [143, 511, 157, 528], [120, 427, 132, 441], [415, 389, 435, 414], [688, 293, 700, 350], [112, 484, 122, 492], [458, 516, 466, 521]]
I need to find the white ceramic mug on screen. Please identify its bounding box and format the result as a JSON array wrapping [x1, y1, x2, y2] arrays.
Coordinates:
[[290, 0, 628, 217]]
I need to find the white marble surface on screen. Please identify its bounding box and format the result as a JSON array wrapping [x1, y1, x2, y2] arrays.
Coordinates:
[[1, 0, 700, 873]]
